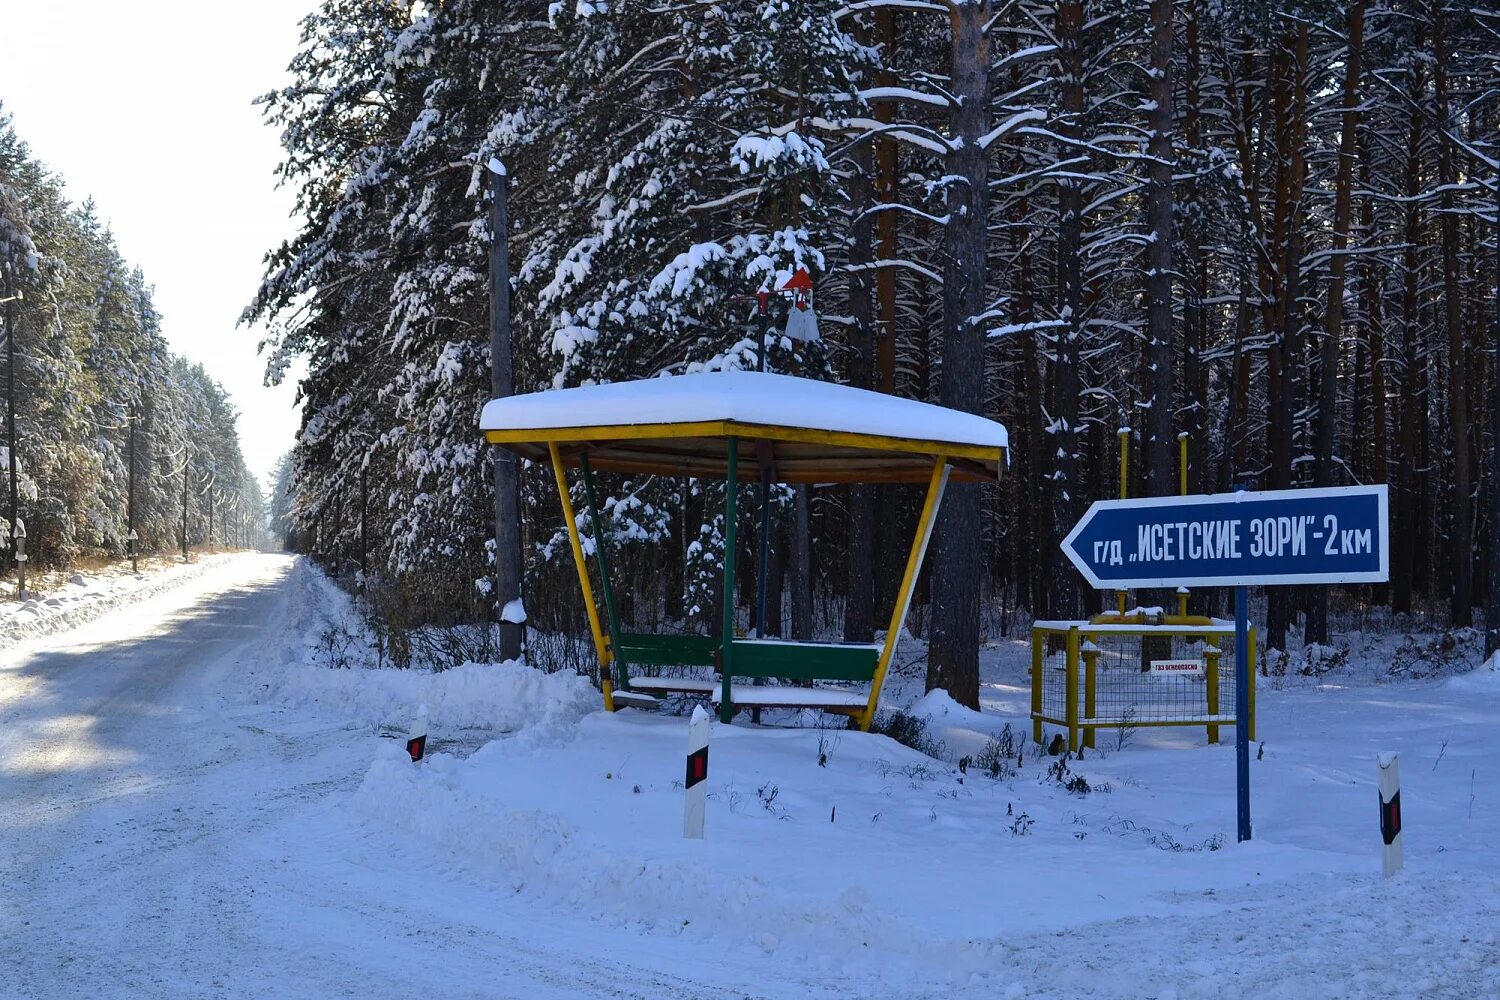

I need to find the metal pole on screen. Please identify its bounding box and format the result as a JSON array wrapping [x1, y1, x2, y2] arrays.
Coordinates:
[[720, 437, 738, 724], [489, 158, 523, 661], [755, 294, 772, 636], [1235, 583, 1252, 842]]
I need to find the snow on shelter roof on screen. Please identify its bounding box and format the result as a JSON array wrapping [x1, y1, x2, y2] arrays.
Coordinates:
[[481, 371, 1008, 484]]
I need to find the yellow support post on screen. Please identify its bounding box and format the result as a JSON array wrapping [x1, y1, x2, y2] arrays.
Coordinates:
[[1205, 641, 1221, 745], [1031, 629, 1045, 745], [1064, 626, 1081, 752], [1082, 639, 1099, 750], [1248, 625, 1258, 742], [550, 443, 615, 712], [1116, 428, 1130, 616], [861, 458, 951, 732]]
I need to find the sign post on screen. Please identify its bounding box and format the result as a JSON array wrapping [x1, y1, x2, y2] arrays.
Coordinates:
[[1061, 484, 1389, 842]]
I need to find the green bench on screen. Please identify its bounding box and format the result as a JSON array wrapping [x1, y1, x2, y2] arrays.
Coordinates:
[[618, 632, 879, 721]]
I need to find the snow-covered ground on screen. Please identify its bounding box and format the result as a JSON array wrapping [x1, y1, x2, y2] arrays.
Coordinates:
[[2, 555, 1497, 998]]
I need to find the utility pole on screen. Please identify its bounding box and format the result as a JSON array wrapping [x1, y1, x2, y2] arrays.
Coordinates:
[[4, 256, 19, 588], [181, 452, 190, 562], [127, 405, 138, 572], [359, 460, 368, 579], [489, 157, 523, 661]]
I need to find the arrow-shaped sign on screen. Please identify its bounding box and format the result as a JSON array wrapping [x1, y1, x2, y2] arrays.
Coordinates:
[[1061, 484, 1389, 590]]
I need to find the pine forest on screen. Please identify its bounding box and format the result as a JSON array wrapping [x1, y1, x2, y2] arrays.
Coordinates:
[[0, 111, 265, 569]]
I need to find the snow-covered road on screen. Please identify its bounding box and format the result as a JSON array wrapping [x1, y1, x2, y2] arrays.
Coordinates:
[[0, 556, 839, 1000]]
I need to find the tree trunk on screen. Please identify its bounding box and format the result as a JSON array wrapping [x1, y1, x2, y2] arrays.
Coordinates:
[[1265, 30, 1308, 654], [871, 7, 903, 626], [1181, 0, 1207, 503], [1433, 2, 1472, 626], [1392, 87, 1426, 615], [1048, 0, 1086, 623], [845, 130, 877, 642], [1486, 175, 1500, 656], [1306, 0, 1365, 645], [1142, 0, 1175, 498], [791, 485, 813, 640], [927, 0, 990, 708]]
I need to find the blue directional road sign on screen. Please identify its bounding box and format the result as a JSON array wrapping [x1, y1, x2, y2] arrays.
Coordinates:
[[1061, 484, 1389, 590]]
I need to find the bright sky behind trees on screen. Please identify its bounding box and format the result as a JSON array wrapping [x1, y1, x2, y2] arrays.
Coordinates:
[[0, 1, 313, 487]]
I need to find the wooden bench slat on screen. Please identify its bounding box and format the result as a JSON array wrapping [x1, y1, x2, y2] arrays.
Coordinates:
[[616, 632, 720, 668], [709, 685, 869, 708], [728, 639, 879, 682], [612, 633, 877, 719], [627, 677, 719, 695]]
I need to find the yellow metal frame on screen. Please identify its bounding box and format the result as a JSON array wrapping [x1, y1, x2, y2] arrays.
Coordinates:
[[859, 457, 951, 732], [1030, 621, 1257, 751], [549, 443, 616, 712], [524, 413, 981, 722], [487, 420, 1003, 471]]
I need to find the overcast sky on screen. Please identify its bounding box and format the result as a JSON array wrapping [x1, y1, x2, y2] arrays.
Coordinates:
[[0, 1, 317, 489]]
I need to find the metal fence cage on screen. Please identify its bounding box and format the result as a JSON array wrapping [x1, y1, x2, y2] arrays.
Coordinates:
[[1030, 620, 1257, 752]]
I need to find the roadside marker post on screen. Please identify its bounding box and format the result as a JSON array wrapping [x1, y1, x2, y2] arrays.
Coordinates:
[[406, 705, 429, 763], [1378, 752, 1402, 877], [1060, 484, 1390, 843], [684, 705, 709, 839]]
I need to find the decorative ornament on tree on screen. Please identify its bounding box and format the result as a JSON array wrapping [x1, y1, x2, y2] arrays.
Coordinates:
[[779, 268, 819, 343]]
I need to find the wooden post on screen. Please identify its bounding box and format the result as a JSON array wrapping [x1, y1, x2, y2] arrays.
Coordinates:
[[489, 159, 524, 662], [1205, 641, 1221, 744]]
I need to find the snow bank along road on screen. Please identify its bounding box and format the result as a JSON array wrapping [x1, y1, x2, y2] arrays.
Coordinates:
[[0, 556, 825, 1000], [3, 553, 1499, 999]]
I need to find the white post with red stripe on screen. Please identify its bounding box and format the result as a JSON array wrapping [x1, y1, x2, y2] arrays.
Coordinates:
[[684, 705, 710, 839], [1378, 751, 1402, 877], [407, 704, 429, 763]]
